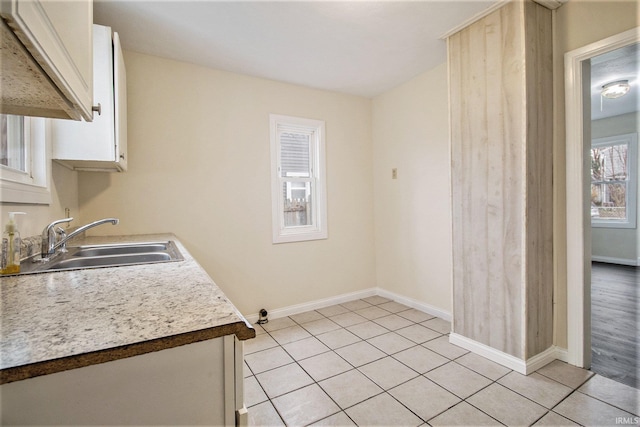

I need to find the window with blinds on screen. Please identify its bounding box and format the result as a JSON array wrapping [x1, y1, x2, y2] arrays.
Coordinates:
[[270, 114, 327, 243]]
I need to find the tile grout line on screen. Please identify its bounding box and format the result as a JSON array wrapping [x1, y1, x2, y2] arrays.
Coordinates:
[[247, 298, 614, 426], [285, 298, 397, 425], [248, 299, 438, 424], [248, 299, 449, 424], [254, 334, 456, 423]]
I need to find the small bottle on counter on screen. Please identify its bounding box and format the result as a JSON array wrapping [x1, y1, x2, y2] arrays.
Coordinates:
[[1, 212, 26, 275]]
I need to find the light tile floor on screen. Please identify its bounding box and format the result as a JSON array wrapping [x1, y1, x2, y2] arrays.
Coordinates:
[[244, 296, 640, 426]]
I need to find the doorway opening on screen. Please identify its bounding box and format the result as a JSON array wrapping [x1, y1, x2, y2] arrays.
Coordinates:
[[565, 28, 639, 388]]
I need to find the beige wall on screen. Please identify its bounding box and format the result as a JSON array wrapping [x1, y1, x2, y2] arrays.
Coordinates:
[[5, 0, 636, 347], [372, 63, 452, 314], [553, 0, 638, 348], [0, 160, 80, 240], [77, 51, 376, 316]]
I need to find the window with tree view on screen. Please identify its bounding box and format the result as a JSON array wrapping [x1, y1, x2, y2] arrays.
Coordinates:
[[591, 133, 637, 228]]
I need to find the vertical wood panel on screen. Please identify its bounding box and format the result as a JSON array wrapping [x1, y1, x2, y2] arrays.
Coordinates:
[[524, 1, 554, 358], [449, 32, 465, 335], [468, 13, 491, 347], [449, 0, 553, 361], [498, 1, 526, 358]]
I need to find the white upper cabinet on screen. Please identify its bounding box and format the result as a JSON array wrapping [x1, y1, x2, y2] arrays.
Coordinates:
[[52, 24, 127, 172], [0, 0, 93, 121]]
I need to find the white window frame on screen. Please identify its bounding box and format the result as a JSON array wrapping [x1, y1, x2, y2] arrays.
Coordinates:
[[590, 132, 637, 229], [0, 117, 51, 204], [270, 114, 327, 244]]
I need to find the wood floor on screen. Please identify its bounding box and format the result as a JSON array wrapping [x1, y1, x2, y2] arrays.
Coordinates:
[[591, 262, 639, 389]]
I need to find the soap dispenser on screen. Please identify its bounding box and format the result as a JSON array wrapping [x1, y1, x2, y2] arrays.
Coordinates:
[[1, 212, 26, 275]]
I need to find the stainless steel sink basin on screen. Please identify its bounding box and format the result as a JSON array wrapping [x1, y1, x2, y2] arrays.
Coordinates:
[[19, 241, 184, 274], [71, 242, 175, 258], [48, 253, 174, 270]]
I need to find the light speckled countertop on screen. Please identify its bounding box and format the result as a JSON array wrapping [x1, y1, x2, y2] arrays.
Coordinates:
[[0, 234, 255, 384]]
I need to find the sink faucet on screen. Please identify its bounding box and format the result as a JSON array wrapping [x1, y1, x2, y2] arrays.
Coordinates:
[[41, 218, 119, 260]]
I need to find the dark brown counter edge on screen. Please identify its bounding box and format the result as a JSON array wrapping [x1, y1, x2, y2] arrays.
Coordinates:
[[0, 320, 256, 385]]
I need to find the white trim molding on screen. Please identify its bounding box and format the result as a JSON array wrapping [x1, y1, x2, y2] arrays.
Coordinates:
[[591, 256, 640, 267], [244, 288, 452, 325], [243, 288, 570, 374], [0, 117, 51, 205], [244, 288, 377, 324], [564, 26, 640, 368], [439, 0, 508, 39], [449, 333, 566, 375], [439, 0, 566, 40], [269, 114, 327, 244], [375, 288, 452, 322]]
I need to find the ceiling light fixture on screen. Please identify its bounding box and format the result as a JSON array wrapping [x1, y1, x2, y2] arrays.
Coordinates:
[[601, 80, 630, 99]]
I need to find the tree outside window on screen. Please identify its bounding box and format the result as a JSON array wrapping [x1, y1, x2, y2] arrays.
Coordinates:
[[591, 133, 638, 228]]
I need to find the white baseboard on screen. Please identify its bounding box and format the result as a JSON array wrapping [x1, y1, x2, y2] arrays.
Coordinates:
[[591, 255, 639, 266], [243, 290, 568, 375], [244, 287, 452, 324], [375, 288, 452, 322], [244, 288, 377, 324], [554, 347, 569, 363], [450, 333, 567, 375]]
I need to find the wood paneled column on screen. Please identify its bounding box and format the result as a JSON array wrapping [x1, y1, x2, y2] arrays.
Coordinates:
[[448, 0, 554, 370]]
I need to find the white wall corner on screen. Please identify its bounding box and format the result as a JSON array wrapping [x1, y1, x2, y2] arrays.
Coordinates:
[[450, 333, 567, 375]]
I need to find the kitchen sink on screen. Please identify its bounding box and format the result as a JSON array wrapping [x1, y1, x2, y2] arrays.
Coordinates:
[[47, 253, 174, 270], [19, 241, 184, 274], [71, 242, 174, 258]]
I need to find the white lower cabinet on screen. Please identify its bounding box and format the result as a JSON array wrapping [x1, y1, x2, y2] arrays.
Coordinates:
[[0, 336, 246, 426]]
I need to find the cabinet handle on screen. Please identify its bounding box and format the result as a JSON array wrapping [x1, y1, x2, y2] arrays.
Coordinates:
[[92, 103, 102, 116]]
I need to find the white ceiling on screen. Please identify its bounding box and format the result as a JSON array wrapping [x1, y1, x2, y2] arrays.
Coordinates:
[[94, 0, 497, 98], [591, 43, 640, 121], [94, 1, 638, 116]]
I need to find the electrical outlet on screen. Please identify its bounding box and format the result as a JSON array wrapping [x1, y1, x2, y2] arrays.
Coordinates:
[[392, 168, 398, 179]]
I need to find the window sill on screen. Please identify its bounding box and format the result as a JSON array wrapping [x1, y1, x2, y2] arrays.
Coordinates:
[[273, 229, 328, 244], [0, 180, 50, 204]]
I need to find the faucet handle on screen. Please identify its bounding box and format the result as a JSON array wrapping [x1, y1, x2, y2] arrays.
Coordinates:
[[55, 227, 68, 253], [48, 218, 74, 230], [41, 217, 74, 259]]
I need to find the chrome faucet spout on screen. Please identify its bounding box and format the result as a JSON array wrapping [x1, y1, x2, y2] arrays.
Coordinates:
[[53, 218, 119, 251], [41, 218, 119, 259]]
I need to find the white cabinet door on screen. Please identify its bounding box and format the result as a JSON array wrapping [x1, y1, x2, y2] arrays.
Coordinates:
[[113, 31, 128, 170], [52, 24, 127, 172], [0, 0, 93, 121]]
